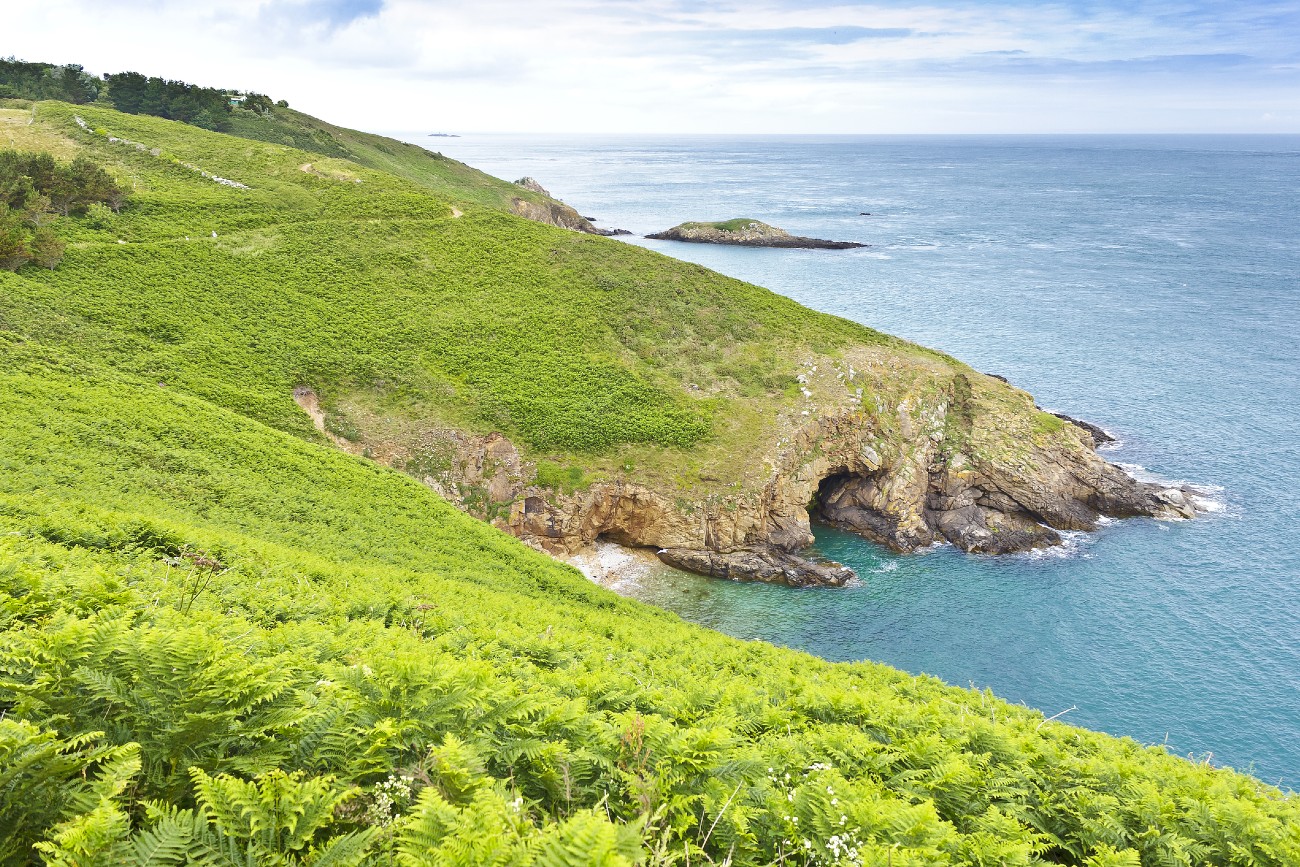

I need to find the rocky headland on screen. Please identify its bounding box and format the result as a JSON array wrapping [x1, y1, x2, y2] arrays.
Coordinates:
[[298, 344, 1206, 589], [511, 177, 631, 236], [647, 219, 866, 249]]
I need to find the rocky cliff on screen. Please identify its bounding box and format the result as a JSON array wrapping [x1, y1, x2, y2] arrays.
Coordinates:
[[299, 344, 1204, 588], [511, 177, 629, 236]]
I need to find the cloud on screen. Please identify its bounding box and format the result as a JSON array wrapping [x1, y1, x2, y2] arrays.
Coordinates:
[[701, 26, 919, 45], [2, 0, 1298, 132], [258, 0, 385, 31]]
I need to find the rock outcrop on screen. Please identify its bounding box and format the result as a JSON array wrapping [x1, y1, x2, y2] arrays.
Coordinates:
[[658, 547, 854, 588], [301, 356, 1206, 589], [647, 219, 865, 249], [514, 176, 552, 196], [1048, 412, 1116, 447], [511, 178, 629, 236], [499, 392, 1200, 581]]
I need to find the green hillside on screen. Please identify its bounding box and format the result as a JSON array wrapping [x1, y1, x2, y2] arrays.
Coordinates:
[[0, 100, 1297, 865], [0, 100, 946, 493], [224, 104, 565, 213]]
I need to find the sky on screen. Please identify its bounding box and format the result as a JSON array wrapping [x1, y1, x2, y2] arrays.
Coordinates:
[[6, 0, 1300, 134]]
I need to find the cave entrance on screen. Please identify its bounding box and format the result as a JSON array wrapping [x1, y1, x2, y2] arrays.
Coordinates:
[[808, 469, 855, 520], [807, 468, 895, 550]]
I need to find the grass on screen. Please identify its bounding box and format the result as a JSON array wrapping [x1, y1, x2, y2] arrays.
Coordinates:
[[679, 218, 770, 232], [224, 104, 559, 213], [4, 101, 965, 494], [3, 337, 1298, 865], [3, 98, 1296, 864], [0, 106, 79, 158]]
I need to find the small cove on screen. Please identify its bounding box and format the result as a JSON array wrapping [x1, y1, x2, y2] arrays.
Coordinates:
[[399, 131, 1300, 785]]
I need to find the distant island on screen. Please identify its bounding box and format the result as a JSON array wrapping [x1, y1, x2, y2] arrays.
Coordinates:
[[646, 218, 866, 249], [427, 132, 460, 137]]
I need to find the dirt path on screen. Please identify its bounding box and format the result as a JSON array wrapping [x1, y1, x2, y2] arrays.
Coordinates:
[[292, 386, 360, 453]]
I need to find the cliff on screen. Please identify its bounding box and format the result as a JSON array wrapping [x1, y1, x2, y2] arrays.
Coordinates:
[[511, 176, 630, 236], [303, 345, 1201, 587], [7, 101, 1200, 590]]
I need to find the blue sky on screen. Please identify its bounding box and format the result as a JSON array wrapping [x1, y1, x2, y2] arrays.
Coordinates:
[[6, 0, 1299, 132]]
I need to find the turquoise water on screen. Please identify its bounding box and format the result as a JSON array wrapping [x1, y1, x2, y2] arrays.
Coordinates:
[[397, 132, 1300, 785]]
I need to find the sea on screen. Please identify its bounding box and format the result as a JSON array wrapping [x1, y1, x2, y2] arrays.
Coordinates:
[[393, 131, 1300, 787]]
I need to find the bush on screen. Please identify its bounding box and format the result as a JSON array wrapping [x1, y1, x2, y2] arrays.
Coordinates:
[[0, 149, 123, 271], [534, 460, 588, 493], [83, 201, 114, 229]]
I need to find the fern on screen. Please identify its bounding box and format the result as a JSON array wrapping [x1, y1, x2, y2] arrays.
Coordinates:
[[192, 768, 354, 856], [0, 720, 138, 862]]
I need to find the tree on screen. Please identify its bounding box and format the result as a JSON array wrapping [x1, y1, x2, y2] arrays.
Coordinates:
[[242, 92, 274, 115], [104, 71, 147, 114], [0, 205, 31, 271], [0, 149, 127, 270], [69, 157, 120, 214], [54, 63, 98, 104], [28, 226, 64, 269], [0, 59, 99, 103]]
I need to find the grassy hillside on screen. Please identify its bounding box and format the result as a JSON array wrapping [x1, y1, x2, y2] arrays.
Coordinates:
[[224, 104, 562, 213], [1, 100, 954, 494], [0, 100, 1297, 864]]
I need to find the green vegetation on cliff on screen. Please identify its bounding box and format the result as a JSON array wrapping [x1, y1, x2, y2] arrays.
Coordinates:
[[0, 97, 1296, 865], [0, 101, 907, 483]]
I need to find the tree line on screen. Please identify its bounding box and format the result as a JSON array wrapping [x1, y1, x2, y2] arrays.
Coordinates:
[[0, 150, 125, 271], [1, 57, 286, 133], [0, 59, 99, 104], [101, 72, 235, 131]]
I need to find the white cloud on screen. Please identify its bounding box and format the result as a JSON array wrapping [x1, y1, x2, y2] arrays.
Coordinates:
[[3, 0, 1298, 132]]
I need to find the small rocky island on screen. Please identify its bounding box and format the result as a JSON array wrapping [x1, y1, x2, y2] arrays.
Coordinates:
[[647, 218, 866, 249]]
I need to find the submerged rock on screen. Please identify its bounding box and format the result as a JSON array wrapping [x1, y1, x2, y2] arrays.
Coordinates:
[[647, 219, 865, 249]]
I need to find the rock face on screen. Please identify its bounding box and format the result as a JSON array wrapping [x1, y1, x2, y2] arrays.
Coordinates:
[[511, 178, 629, 236], [812, 433, 1189, 555], [647, 219, 865, 250], [514, 176, 552, 196], [494, 399, 1197, 582], [303, 363, 1205, 589], [658, 547, 854, 588]]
